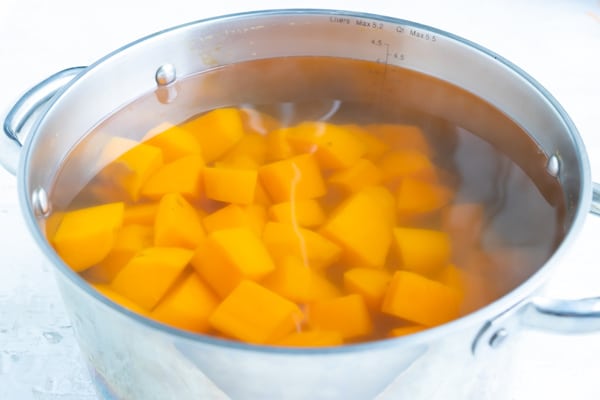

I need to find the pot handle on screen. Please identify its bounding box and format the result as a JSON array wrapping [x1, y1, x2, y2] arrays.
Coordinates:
[[1, 66, 87, 174], [473, 182, 600, 353]]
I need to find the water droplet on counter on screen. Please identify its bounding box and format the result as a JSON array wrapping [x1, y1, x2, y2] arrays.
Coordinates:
[[42, 331, 63, 344]]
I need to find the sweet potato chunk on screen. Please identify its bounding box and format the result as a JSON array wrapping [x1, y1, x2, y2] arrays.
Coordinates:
[[140, 155, 204, 200], [268, 199, 326, 228], [154, 193, 205, 249], [328, 158, 383, 193], [259, 154, 326, 202], [52, 202, 125, 272], [275, 330, 343, 347], [343, 267, 392, 308], [203, 204, 266, 237], [393, 227, 451, 276], [143, 123, 203, 163], [209, 280, 302, 344], [308, 294, 373, 339], [204, 166, 258, 205]]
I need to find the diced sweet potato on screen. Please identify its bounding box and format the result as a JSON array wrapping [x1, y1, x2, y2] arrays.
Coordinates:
[[259, 154, 327, 202], [275, 330, 343, 347], [377, 150, 437, 184], [151, 272, 219, 333], [320, 186, 395, 269], [328, 158, 383, 193], [265, 127, 294, 161], [143, 123, 203, 163], [220, 132, 268, 167], [262, 222, 341, 269], [381, 270, 461, 327], [204, 166, 258, 205], [262, 256, 341, 303], [110, 247, 194, 310], [141, 155, 204, 200], [308, 294, 373, 339], [154, 193, 205, 249], [209, 280, 303, 344], [191, 227, 276, 297], [239, 108, 280, 135], [52, 202, 125, 272], [396, 178, 453, 219], [388, 325, 427, 338], [84, 224, 153, 283], [92, 284, 149, 316], [366, 124, 431, 156], [393, 227, 451, 276], [343, 267, 392, 308], [341, 124, 389, 161], [180, 108, 245, 163], [285, 122, 366, 169], [268, 199, 326, 228], [203, 203, 265, 237], [123, 202, 159, 225]]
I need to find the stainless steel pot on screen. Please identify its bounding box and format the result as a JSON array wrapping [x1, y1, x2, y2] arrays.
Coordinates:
[[3, 9, 600, 400]]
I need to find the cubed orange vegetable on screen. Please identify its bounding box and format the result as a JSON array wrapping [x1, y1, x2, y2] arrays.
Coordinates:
[[204, 166, 258, 205], [393, 227, 451, 276], [262, 256, 341, 303], [341, 124, 389, 161], [97, 137, 163, 202], [275, 330, 343, 347], [209, 280, 303, 344], [92, 284, 149, 316], [143, 123, 203, 163], [320, 186, 395, 269], [123, 202, 159, 225], [262, 222, 341, 269], [203, 203, 265, 237], [191, 227, 276, 297], [154, 193, 205, 249], [52, 202, 125, 272], [268, 199, 326, 228], [84, 224, 153, 283], [151, 272, 219, 333], [343, 267, 392, 308], [141, 155, 204, 200], [396, 178, 453, 219], [388, 325, 427, 338], [377, 150, 437, 183], [220, 132, 267, 167], [259, 154, 327, 203], [308, 294, 373, 339], [366, 124, 431, 156], [265, 127, 294, 161], [110, 247, 194, 310], [285, 122, 366, 169], [328, 158, 383, 193], [180, 108, 245, 163], [382, 270, 461, 327], [240, 108, 280, 135]]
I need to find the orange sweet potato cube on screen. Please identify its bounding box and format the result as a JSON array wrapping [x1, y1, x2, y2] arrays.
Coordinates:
[[396, 178, 453, 219], [143, 123, 203, 163], [285, 122, 366, 169], [220, 132, 268, 167], [154, 193, 205, 249], [265, 127, 294, 161], [393, 227, 451, 276], [123, 202, 160, 225], [343, 267, 392, 308], [203, 203, 266, 237], [51, 202, 125, 272], [268, 199, 326, 228], [209, 280, 303, 344], [92, 284, 149, 316], [141, 155, 204, 200], [151, 272, 219, 333], [239, 108, 280, 135], [366, 124, 431, 156], [191, 227, 276, 297], [110, 247, 194, 310], [388, 325, 427, 338], [308, 294, 373, 339], [320, 186, 395, 269], [275, 330, 344, 347], [180, 108, 245, 163], [377, 150, 437, 184], [259, 154, 326, 203], [328, 158, 383, 193], [84, 224, 153, 283], [262, 222, 341, 269], [341, 124, 389, 161], [382, 270, 461, 327], [204, 166, 258, 205]]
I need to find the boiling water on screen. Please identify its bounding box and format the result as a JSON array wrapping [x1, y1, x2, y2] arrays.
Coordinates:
[[48, 56, 565, 326]]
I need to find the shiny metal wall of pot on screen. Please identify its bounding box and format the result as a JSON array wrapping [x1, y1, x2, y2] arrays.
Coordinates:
[[3, 9, 600, 400]]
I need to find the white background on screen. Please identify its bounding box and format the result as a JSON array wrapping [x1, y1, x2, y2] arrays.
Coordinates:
[[1, 0, 600, 399]]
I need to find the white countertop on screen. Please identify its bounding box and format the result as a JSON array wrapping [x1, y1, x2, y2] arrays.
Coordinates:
[[1, 1, 600, 399]]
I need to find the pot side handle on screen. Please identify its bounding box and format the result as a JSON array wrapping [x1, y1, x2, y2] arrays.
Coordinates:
[[1, 67, 87, 175], [473, 182, 600, 354]]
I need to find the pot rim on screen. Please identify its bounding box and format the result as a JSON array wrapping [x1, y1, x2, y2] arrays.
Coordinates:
[[17, 8, 593, 354]]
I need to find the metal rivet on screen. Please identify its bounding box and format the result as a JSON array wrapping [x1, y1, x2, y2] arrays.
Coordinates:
[[32, 187, 50, 218], [547, 154, 560, 178], [488, 328, 508, 349], [155, 64, 176, 86]]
